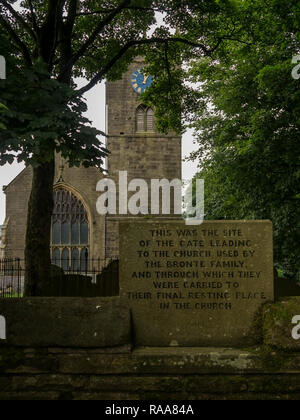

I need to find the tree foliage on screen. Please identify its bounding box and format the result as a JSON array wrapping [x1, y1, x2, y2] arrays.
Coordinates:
[[0, 0, 246, 165], [188, 0, 300, 279]]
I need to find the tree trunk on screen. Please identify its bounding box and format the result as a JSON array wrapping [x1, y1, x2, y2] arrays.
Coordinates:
[[24, 158, 55, 297]]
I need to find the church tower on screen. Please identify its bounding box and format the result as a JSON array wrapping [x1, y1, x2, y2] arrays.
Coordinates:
[[104, 58, 182, 257]]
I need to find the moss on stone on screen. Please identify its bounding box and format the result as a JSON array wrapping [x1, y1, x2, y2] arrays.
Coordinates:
[[261, 297, 300, 351], [247, 302, 271, 346]]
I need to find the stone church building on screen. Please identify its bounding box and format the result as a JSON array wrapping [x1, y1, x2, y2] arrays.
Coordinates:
[[1, 59, 182, 267]]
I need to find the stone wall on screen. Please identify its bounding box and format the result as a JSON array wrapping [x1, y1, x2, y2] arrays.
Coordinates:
[[2, 167, 32, 259], [0, 297, 300, 400], [2, 347, 300, 400]]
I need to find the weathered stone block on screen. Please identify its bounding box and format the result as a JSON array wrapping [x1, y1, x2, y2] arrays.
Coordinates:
[[0, 297, 131, 348], [120, 220, 274, 347], [262, 297, 300, 351], [58, 347, 262, 375], [1, 346, 300, 400]]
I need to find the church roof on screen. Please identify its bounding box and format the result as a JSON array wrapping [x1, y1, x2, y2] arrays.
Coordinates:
[[3, 166, 31, 193]]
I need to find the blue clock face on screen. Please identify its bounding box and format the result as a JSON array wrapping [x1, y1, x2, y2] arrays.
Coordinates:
[[131, 69, 153, 94]]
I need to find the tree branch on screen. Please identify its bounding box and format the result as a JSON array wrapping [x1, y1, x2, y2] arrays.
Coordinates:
[[221, 36, 252, 46], [27, 0, 40, 36], [39, 0, 65, 66], [75, 0, 130, 57], [76, 6, 169, 16], [0, 14, 32, 66], [0, 0, 37, 41], [59, 0, 131, 81], [76, 36, 216, 96], [56, 0, 77, 81], [164, 42, 172, 92], [66, 0, 78, 30]]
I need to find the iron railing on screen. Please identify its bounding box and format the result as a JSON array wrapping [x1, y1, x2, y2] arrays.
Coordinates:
[[0, 258, 23, 298], [0, 257, 119, 298]]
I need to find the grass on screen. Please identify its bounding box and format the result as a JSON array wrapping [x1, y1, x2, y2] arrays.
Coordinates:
[[0, 293, 23, 298]]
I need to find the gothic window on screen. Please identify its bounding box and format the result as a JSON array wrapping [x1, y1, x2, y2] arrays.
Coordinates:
[[136, 105, 155, 132], [51, 189, 89, 271]]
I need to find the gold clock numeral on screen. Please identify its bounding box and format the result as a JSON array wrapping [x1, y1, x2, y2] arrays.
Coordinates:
[[133, 83, 138, 89], [137, 87, 142, 93]]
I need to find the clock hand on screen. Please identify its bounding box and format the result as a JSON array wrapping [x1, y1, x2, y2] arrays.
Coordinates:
[[143, 75, 149, 85]]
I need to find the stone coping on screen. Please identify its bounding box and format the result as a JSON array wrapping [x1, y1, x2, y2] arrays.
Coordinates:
[[0, 296, 299, 350], [1, 345, 300, 376], [0, 297, 131, 348]]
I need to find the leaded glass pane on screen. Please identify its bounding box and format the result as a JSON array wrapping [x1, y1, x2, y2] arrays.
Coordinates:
[[52, 222, 61, 245], [61, 248, 69, 271], [80, 248, 88, 272], [80, 222, 88, 245], [71, 223, 79, 244], [52, 248, 60, 266], [72, 248, 80, 271], [61, 222, 70, 244]]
